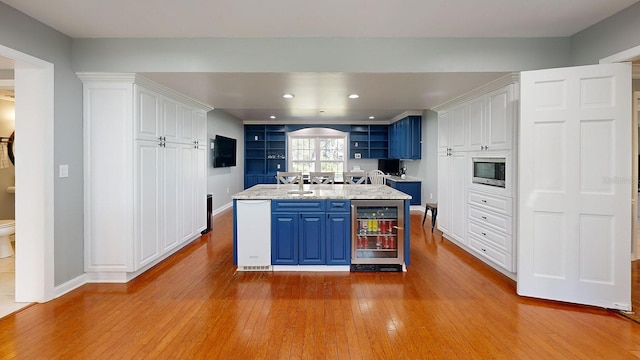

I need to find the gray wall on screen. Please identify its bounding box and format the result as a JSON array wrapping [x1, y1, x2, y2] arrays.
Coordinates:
[[207, 110, 245, 213], [0, 2, 84, 286], [71, 38, 571, 74], [571, 2, 640, 66]]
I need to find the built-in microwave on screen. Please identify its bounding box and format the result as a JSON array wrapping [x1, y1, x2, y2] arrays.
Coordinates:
[[472, 157, 506, 187]]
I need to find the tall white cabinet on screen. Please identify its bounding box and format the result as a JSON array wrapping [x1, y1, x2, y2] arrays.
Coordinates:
[[434, 74, 519, 278], [79, 73, 212, 282]]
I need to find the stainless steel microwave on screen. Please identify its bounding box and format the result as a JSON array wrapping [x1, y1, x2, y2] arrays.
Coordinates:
[[472, 157, 506, 187]]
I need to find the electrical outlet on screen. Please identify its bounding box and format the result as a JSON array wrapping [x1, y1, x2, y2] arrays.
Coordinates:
[[226, 188, 229, 194], [59, 165, 69, 178], [430, 193, 433, 199]]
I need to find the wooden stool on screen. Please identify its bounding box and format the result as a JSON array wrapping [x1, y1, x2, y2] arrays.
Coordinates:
[[422, 202, 438, 232]]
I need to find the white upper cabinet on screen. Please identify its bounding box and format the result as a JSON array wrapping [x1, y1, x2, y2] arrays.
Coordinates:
[[450, 106, 467, 151], [437, 111, 450, 153], [484, 85, 514, 151], [135, 86, 161, 142], [162, 98, 180, 144], [467, 98, 485, 151], [195, 110, 207, 145]]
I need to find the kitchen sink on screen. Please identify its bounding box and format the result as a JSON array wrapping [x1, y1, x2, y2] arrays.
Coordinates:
[[287, 190, 314, 195]]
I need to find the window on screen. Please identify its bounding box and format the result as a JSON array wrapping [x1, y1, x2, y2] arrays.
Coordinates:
[[288, 128, 347, 181]]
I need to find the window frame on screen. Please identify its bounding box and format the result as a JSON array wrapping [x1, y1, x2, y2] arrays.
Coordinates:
[[287, 128, 347, 181]]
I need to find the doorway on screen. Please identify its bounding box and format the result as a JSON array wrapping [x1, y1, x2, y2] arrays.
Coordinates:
[[0, 44, 55, 304]]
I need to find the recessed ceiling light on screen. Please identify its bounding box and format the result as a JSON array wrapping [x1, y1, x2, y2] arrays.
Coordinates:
[[319, 110, 326, 113], [369, 116, 375, 119], [270, 115, 276, 119], [282, 93, 295, 99], [348, 94, 360, 99]]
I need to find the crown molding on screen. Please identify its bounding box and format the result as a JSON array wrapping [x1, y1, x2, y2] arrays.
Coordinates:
[[432, 73, 519, 112]]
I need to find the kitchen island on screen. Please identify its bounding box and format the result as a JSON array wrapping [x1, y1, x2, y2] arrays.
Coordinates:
[[232, 184, 411, 272]]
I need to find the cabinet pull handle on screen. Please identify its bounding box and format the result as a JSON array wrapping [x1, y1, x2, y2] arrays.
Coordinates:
[[481, 248, 487, 252], [481, 200, 487, 203], [481, 232, 487, 236], [481, 216, 487, 220]]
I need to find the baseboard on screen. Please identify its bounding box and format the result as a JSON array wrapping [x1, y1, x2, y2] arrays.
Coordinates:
[[214, 201, 233, 216], [54, 273, 88, 299]]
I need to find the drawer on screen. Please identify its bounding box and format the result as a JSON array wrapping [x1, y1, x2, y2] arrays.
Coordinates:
[[468, 221, 512, 252], [468, 205, 512, 235], [272, 200, 326, 212], [468, 190, 512, 216], [468, 235, 513, 272], [327, 200, 350, 212]]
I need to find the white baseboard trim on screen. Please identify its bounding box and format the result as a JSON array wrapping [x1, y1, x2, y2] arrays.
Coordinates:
[[54, 273, 88, 299], [214, 201, 233, 216]]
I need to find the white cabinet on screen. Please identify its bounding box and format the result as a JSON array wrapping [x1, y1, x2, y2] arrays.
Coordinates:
[[467, 190, 515, 272], [467, 84, 515, 151], [79, 73, 212, 282], [434, 74, 518, 277], [437, 152, 467, 244], [437, 106, 466, 153]]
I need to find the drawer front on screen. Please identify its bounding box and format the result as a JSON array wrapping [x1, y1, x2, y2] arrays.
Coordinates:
[[468, 205, 512, 234], [468, 236, 513, 272], [272, 200, 326, 212], [468, 221, 512, 252], [327, 200, 350, 212], [468, 191, 512, 215]]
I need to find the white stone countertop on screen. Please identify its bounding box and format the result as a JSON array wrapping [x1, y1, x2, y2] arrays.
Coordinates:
[[232, 184, 412, 200], [385, 175, 422, 182]]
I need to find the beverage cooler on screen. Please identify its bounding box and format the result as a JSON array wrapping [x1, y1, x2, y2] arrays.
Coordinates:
[[351, 200, 405, 271]]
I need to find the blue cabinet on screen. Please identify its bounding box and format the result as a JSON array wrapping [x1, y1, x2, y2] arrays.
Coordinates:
[[326, 213, 350, 265], [271, 200, 350, 265], [387, 179, 421, 206], [349, 125, 388, 159], [244, 125, 286, 188], [389, 116, 422, 160], [271, 213, 298, 265]]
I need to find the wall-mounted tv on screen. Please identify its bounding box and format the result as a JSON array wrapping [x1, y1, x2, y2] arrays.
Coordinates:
[[378, 158, 400, 175], [212, 135, 237, 168]]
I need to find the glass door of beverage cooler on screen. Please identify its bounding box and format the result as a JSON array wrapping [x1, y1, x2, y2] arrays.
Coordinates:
[[351, 200, 404, 264]]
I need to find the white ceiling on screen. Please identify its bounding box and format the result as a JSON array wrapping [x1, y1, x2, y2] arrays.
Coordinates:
[[1, 0, 638, 122]]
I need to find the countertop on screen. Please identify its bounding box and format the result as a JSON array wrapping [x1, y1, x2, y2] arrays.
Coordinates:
[[232, 184, 412, 200], [385, 175, 422, 182]]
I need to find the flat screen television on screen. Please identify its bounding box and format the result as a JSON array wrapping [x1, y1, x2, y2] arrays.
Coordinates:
[[212, 135, 237, 168], [378, 158, 400, 175]]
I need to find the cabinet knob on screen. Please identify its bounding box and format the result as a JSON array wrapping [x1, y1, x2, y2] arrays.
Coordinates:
[[481, 232, 487, 236], [481, 216, 487, 220], [481, 200, 487, 203]]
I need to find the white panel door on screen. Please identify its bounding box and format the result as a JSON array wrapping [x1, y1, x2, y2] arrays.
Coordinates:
[[180, 105, 194, 144], [518, 63, 632, 310], [450, 106, 467, 151], [449, 152, 467, 244], [437, 152, 450, 234], [162, 98, 180, 144], [437, 111, 450, 153], [180, 144, 196, 242], [135, 140, 161, 269], [485, 85, 513, 150], [194, 145, 208, 233], [467, 98, 484, 151], [194, 110, 208, 145], [134, 86, 161, 141], [162, 142, 181, 252]]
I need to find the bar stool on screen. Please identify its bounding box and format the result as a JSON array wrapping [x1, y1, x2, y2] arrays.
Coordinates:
[[422, 202, 438, 232]]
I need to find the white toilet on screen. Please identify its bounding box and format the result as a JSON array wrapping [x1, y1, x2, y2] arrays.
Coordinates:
[[0, 220, 15, 258]]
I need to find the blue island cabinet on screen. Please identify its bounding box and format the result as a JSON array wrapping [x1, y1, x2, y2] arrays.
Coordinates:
[[271, 200, 351, 266]]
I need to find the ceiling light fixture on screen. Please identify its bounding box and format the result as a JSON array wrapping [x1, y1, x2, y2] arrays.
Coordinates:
[[369, 116, 375, 119], [282, 93, 295, 99], [270, 115, 276, 119], [348, 94, 359, 99]]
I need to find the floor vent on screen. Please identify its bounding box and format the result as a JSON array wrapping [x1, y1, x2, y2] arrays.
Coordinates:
[[238, 265, 272, 272]]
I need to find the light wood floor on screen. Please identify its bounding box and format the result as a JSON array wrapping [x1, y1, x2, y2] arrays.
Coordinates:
[[1, 210, 640, 359]]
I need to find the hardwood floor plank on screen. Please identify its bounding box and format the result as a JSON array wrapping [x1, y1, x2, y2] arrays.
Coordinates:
[[2, 210, 640, 359]]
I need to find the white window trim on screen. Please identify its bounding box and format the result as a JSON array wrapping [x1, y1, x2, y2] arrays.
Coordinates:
[[287, 128, 347, 177]]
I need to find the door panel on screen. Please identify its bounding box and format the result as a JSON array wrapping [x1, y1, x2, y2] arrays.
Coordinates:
[[518, 63, 632, 310]]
